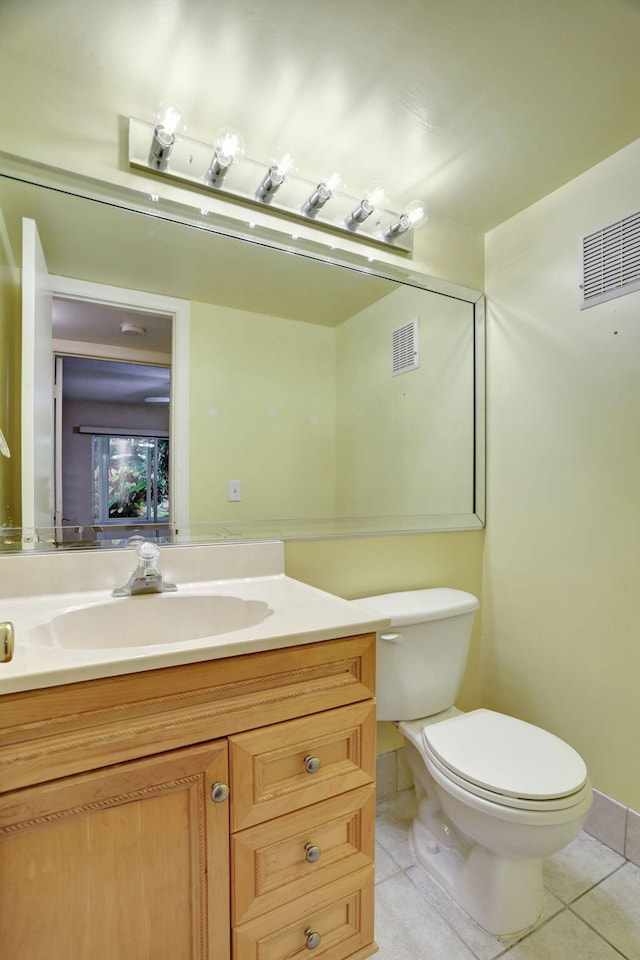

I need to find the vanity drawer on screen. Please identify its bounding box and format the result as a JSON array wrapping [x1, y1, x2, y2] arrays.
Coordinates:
[[232, 783, 375, 925], [233, 866, 375, 960], [229, 702, 376, 831]]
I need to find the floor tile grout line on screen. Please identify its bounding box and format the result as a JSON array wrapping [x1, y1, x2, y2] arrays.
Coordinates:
[[398, 858, 575, 960], [545, 856, 633, 935], [565, 904, 632, 960], [492, 906, 621, 959], [375, 796, 637, 960], [561, 858, 630, 907], [376, 842, 416, 872], [378, 846, 628, 951], [376, 858, 635, 960], [493, 905, 633, 960], [375, 841, 624, 959], [374, 867, 482, 960], [492, 905, 572, 957], [378, 856, 635, 960], [399, 862, 480, 957], [399, 862, 505, 960]]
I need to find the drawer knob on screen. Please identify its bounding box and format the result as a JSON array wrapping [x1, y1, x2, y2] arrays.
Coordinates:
[[304, 755, 322, 774], [210, 781, 230, 803], [304, 843, 322, 863], [304, 928, 322, 950]]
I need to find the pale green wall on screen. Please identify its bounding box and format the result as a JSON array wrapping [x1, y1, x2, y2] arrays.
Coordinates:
[[0, 208, 20, 526], [0, 2, 487, 762], [484, 136, 640, 809], [188, 299, 485, 761], [189, 301, 337, 521], [336, 286, 475, 517], [286, 529, 485, 752], [3, 0, 639, 806]]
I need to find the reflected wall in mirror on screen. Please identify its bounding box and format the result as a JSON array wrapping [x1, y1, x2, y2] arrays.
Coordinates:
[[0, 163, 484, 552]]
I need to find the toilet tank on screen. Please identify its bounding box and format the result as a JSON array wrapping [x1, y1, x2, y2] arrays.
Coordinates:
[[356, 588, 479, 722]]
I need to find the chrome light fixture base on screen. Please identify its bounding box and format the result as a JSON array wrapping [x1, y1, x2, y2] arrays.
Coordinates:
[[148, 125, 176, 171], [128, 117, 416, 252], [256, 165, 287, 203], [205, 153, 231, 186]]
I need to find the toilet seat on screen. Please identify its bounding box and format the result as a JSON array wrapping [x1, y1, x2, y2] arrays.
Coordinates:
[[421, 709, 589, 812]]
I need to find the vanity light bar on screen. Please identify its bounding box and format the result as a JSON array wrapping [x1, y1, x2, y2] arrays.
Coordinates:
[[128, 116, 426, 253]]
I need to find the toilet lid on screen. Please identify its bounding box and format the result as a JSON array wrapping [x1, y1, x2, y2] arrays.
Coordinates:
[[422, 709, 588, 801]]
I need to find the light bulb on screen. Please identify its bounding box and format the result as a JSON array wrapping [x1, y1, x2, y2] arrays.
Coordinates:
[[385, 199, 429, 239], [273, 150, 297, 177], [216, 127, 245, 165], [256, 148, 297, 203], [302, 167, 346, 217], [206, 126, 245, 185], [364, 182, 388, 209], [155, 102, 185, 136], [324, 169, 346, 193], [404, 200, 428, 228], [148, 102, 185, 170]]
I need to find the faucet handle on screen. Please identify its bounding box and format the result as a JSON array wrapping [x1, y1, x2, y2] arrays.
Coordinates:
[[112, 540, 177, 597], [136, 541, 160, 569]]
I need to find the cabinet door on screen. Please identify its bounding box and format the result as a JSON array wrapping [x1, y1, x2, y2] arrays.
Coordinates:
[[0, 741, 230, 960]]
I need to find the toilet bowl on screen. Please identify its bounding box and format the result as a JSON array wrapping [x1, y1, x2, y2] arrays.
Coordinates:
[[357, 588, 593, 937], [401, 709, 591, 935]]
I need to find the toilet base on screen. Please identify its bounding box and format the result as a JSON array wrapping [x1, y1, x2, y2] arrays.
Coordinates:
[[409, 817, 546, 937]]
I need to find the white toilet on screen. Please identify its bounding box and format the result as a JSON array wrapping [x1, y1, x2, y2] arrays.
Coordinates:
[[359, 588, 592, 937]]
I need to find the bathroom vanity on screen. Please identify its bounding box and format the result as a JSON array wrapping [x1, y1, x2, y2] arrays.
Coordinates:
[[0, 542, 385, 960]]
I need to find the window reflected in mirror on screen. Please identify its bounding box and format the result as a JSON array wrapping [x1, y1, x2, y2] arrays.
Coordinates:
[[93, 435, 169, 525]]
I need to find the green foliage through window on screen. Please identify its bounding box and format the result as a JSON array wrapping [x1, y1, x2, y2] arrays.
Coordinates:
[[93, 436, 169, 523]]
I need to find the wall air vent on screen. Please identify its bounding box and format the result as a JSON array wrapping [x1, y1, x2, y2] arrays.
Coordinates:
[[580, 207, 640, 309], [392, 317, 419, 377]]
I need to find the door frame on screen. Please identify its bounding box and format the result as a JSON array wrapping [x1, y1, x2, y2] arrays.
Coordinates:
[[21, 217, 53, 537], [50, 276, 191, 531]]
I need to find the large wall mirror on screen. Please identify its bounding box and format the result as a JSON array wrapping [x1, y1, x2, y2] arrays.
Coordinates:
[[0, 153, 485, 552]]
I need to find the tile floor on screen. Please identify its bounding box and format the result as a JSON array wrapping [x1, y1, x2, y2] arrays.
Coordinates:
[[375, 789, 640, 959]]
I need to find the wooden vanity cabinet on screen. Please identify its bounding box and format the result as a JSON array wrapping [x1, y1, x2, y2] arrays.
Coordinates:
[[0, 740, 231, 959], [0, 633, 377, 960]]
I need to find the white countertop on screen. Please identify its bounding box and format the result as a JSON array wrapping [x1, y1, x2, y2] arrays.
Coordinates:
[[0, 572, 388, 695]]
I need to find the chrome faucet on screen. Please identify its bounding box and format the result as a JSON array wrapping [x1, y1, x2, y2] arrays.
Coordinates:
[[112, 541, 177, 598]]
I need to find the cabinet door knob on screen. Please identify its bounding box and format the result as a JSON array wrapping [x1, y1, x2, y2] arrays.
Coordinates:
[[304, 843, 322, 863], [304, 928, 322, 949], [304, 755, 322, 774], [210, 781, 230, 803]]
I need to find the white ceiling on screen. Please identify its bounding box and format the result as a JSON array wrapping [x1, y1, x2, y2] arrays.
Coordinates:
[[53, 299, 172, 353], [0, 0, 638, 235]]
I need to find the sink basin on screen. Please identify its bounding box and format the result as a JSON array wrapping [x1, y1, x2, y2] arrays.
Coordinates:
[[27, 593, 273, 650]]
